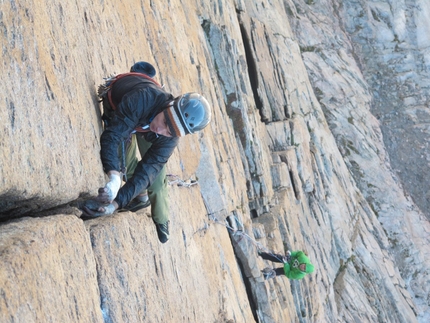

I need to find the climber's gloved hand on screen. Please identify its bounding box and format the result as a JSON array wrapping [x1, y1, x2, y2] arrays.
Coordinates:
[[81, 199, 117, 219], [96, 172, 121, 204]]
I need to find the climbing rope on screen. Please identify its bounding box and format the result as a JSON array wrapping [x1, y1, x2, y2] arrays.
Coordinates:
[[209, 214, 264, 250], [167, 176, 287, 263], [200, 193, 266, 251], [209, 214, 284, 262], [209, 213, 287, 263]]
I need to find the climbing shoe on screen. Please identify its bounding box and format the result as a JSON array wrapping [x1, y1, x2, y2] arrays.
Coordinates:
[[121, 198, 151, 212], [261, 268, 276, 280], [154, 220, 170, 243]]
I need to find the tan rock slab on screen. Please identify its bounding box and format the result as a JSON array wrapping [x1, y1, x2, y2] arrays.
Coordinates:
[[0, 215, 103, 323]]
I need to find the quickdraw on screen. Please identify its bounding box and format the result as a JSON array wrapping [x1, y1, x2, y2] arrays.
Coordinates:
[[167, 174, 198, 187]]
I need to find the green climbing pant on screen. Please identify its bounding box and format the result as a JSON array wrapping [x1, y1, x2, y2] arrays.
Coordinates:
[[124, 134, 169, 224]]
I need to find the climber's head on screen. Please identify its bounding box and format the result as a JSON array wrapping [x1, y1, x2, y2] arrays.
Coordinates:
[[162, 92, 211, 137]]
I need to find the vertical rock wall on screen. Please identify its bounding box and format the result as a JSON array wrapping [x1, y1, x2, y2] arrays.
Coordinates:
[[285, 0, 430, 320], [1, 0, 429, 322], [341, 0, 430, 217], [0, 215, 103, 323]]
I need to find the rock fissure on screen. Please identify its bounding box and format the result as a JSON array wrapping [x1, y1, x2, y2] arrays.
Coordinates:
[[227, 226, 259, 322], [88, 230, 112, 323], [237, 18, 265, 122]]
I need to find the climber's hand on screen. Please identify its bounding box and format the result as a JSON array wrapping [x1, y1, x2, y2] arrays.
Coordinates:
[[81, 199, 117, 219], [96, 172, 121, 204]]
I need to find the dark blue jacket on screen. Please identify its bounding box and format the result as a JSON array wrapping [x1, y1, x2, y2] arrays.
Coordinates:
[[100, 75, 179, 208]]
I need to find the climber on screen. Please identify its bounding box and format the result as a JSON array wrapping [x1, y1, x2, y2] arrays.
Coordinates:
[[81, 61, 212, 244], [259, 250, 315, 280]]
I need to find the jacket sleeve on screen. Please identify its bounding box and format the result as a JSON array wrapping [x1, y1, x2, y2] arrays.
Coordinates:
[[289, 251, 303, 258], [283, 263, 306, 280], [295, 251, 311, 264], [114, 134, 179, 208]]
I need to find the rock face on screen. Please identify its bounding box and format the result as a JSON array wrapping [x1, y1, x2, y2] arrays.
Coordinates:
[[0, 215, 103, 323], [340, 0, 430, 218], [1, 0, 429, 323]]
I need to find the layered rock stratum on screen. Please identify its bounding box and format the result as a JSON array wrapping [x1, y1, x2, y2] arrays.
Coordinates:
[[1, 0, 429, 322]]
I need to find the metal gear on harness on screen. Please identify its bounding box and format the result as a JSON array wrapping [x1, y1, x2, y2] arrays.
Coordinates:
[[167, 174, 198, 187], [97, 75, 117, 101]]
